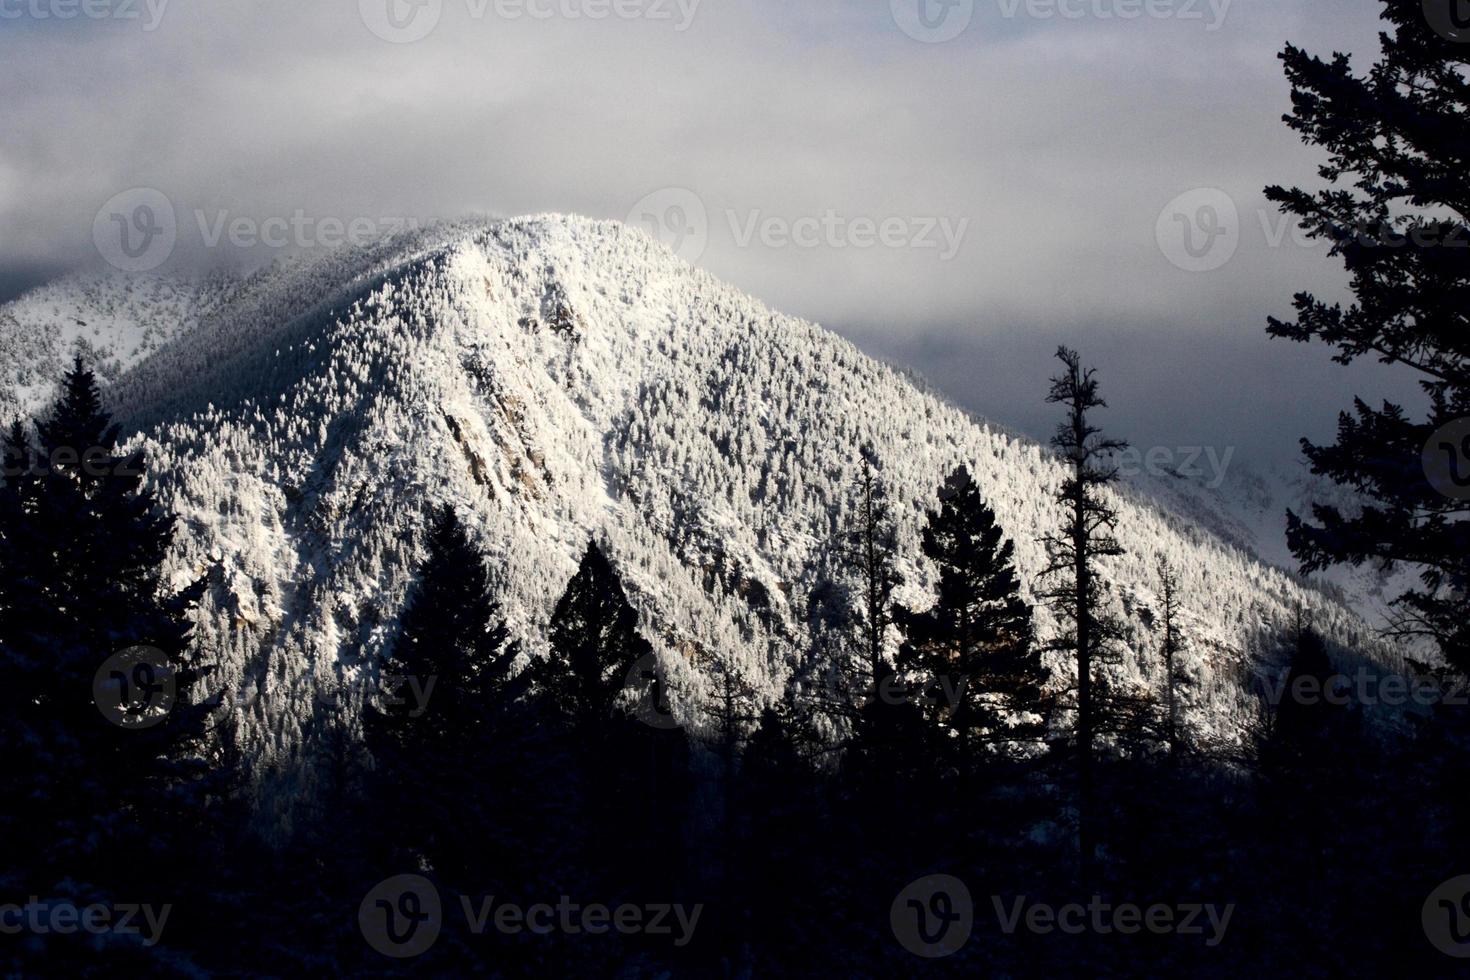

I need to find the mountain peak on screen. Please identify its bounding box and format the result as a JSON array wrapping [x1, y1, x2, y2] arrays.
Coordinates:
[[0, 223, 1383, 825]]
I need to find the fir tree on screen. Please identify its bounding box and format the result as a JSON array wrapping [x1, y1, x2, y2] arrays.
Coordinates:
[[535, 540, 691, 895], [899, 466, 1049, 763], [0, 357, 215, 894], [363, 504, 522, 877], [846, 450, 900, 695], [1265, 2, 1470, 670], [535, 540, 655, 727], [1155, 555, 1192, 760], [1040, 347, 1126, 880]]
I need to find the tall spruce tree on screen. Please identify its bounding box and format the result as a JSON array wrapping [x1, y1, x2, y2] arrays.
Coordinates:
[[535, 540, 656, 726], [833, 452, 929, 783], [899, 467, 1049, 762], [1265, 1, 1470, 671], [1155, 555, 1192, 760], [1041, 347, 1126, 880], [536, 541, 692, 897], [0, 356, 214, 893], [847, 451, 901, 694], [364, 505, 521, 873]]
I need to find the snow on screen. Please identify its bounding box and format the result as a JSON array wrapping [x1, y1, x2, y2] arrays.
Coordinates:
[[0, 215, 1402, 829]]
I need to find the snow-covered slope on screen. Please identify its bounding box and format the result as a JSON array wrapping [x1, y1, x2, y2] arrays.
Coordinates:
[[0, 216, 1398, 825], [1127, 460, 1417, 633], [0, 272, 245, 419]]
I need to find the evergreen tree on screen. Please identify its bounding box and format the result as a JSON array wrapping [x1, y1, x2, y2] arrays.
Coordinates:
[[829, 451, 931, 786], [1265, 1, 1470, 671], [1040, 346, 1126, 880], [0, 356, 215, 898], [535, 540, 692, 897], [846, 451, 900, 694], [899, 466, 1049, 763], [1155, 555, 1192, 760], [535, 540, 655, 727], [363, 504, 521, 876]]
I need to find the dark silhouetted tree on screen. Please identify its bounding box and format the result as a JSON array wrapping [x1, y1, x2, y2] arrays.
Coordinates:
[[535, 540, 654, 727], [363, 504, 521, 876], [1155, 555, 1192, 760], [1041, 346, 1126, 880], [899, 466, 1049, 767], [1265, 2, 1470, 671], [0, 356, 216, 902]]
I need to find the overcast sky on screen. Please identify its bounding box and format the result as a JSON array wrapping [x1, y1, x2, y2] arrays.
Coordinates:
[[0, 0, 1424, 463]]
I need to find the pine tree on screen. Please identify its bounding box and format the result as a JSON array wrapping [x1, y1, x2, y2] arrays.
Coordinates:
[[535, 540, 656, 727], [1265, 2, 1470, 671], [363, 504, 528, 881], [1040, 347, 1126, 880], [534, 540, 690, 894], [846, 451, 900, 694], [0, 356, 215, 893], [1156, 555, 1191, 760], [899, 466, 1049, 764]]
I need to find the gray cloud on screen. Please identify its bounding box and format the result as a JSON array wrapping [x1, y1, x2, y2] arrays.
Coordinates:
[[0, 0, 1409, 462]]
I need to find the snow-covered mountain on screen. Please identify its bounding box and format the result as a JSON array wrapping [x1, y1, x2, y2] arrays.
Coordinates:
[[0, 271, 244, 420], [1125, 460, 1416, 633], [0, 216, 1400, 826]]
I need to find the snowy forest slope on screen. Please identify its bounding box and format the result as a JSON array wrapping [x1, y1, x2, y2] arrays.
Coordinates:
[[0, 216, 1398, 824]]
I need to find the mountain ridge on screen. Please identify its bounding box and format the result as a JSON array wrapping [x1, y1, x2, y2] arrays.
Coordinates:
[[0, 215, 1399, 827]]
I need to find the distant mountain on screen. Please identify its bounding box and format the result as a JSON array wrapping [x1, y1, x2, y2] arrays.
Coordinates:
[[0, 216, 1400, 829], [0, 270, 242, 420]]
